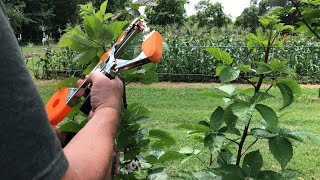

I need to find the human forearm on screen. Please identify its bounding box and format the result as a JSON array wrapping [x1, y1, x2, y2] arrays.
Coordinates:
[[62, 107, 120, 179]]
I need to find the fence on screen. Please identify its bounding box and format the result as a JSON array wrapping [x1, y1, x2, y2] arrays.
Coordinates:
[[21, 45, 320, 83]]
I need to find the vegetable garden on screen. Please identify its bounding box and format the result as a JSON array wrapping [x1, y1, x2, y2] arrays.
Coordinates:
[[19, 0, 320, 179]]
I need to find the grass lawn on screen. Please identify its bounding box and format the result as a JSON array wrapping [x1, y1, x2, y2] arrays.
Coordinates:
[[36, 81, 320, 179]]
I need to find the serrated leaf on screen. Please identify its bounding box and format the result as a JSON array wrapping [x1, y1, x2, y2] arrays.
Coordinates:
[[256, 63, 273, 74], [252, 92, 275, 104], [269, 136, 293, 169], [277, 79, 301, 95], [219, 67, 240, 83], [217, 149, 235, 166], [239, 65, 255, 73], [210, 106, 224, 131], [255, 104, 279, 133], [287, 131, 320, 145], [220, 165, 245, 179], [224, 106, 238, 127], [177, 124, 212, 133], [56, 77, 78, 88], [219, 85, 236, 95], [230, 102, 255, 124], [204, 48, 233, 65], [149, 130, 176, 149], [276, 82, 294, 110], [251, 128, 277, 138], [204, 134, 226, 153], [242, 150, 263, 177]]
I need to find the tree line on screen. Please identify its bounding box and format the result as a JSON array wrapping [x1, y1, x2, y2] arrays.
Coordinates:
[[3, 0, 295, 43]]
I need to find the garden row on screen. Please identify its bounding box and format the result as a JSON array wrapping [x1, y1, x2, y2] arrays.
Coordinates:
[[25, 35, 320, 83]]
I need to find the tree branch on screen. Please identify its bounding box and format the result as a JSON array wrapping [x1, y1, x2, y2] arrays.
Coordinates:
[[241, 138, 259, 157], [290, 0, 320, 40], [241, 74, 257, 88], [226, 137, 240, 145], [236, 121, 251, 165]]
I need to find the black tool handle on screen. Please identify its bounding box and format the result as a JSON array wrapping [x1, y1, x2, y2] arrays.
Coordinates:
[[80, 73, 115, 115]]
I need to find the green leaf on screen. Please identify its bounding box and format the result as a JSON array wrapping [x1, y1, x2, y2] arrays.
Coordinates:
[[192, 171, 217, 179], [251, 92, 275, 103], [230, 102, 255, 124], [56, 77, 78, 88], [82, 63, 96, 75], [74, 49, 97, 65], [216, 65, 227, 76], [104, 13, 114, 21], [99, 0, 108, 15], [256, 63, 273, 74], [224, 106, 238, 127], [219, 85, 236, 95], [255, 104, 279, 133], [179, 147, 194, 155], [148, 168, 168, 180], [158, 151, 185, 163], [242, 150, 263, 177], [251, 128, 277, 139], [177, 124, 212, 133], [219, 67, 240, 83], [149, 130, 176, 149], [276, 82, 294, 110], [277, 79, 301, 95], [200, 85, 235, 99], [204, 48, 233, 65], [59, 120, 82, 133], [268, 136, 293, 169], [287, 131, 320, 145], [239, 65, 255, 73], [204, 134, 226, 153], [220, 165, 245, 180], [210, 106, 224, 131], [138, 68, 159, 85], [217, 149, 235, 166], [257, 170, 282, 180], [108, 21, 130, 39]]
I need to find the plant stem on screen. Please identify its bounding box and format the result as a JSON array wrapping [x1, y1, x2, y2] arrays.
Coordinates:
[[241, 138, 259, 156], [196, 156, 209, 168], [236, 121, 251, 165], [226, 137, 240, 145], [290, 0, 320, 40], [209, 153, 213, 166], [266, 84, 273, 93]]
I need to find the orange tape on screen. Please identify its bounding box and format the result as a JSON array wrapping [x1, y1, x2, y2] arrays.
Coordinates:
[[141, 31, 163, 63], [45, 88, 72, 126]]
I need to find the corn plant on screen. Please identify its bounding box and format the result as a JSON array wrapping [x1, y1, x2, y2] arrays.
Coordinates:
[[177, 15, 320, 179]]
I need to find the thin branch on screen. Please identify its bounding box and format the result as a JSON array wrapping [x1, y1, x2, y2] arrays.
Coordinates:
[[266, 84, 273, 93], [241, 74, 257, 88], [226, 137, 240, 145], [241, 138, 259, 157], [236, 121, 251, 165], [290, 0, 320, 40]]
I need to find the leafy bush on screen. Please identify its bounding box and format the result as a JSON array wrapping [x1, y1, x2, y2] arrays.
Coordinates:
[[175, 15, 320, 179]]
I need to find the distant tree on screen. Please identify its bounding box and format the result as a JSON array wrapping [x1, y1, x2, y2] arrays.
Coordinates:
[[2, 1, 31, 33], [194, 1, 232, 28], [146, 0, 187, 26]]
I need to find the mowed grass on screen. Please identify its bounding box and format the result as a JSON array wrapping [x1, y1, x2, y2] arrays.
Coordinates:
[[36, 81, 320, 179]]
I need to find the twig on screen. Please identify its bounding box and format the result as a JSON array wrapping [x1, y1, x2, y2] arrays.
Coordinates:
[[290, 0, 320, 40], [226, 137, 240, 145], [241, 74, 257, 88], [266, 84, 273, 93], [236, 121, 251, 165], [241, 138, 259, 157]]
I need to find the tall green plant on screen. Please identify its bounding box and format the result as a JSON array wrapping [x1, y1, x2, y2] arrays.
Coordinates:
[[55, 1, 180, 179], [177, 15, 320, 179]]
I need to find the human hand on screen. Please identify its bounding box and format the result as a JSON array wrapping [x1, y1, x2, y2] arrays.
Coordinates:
[[77, 71, 123, 118]]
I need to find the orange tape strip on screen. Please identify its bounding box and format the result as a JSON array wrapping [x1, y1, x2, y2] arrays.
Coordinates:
[[141, 31, 163, 63], [45, 88, 72, 126]]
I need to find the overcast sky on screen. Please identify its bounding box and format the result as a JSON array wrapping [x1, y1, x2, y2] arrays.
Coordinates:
[[185, 0, 251, 20]]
